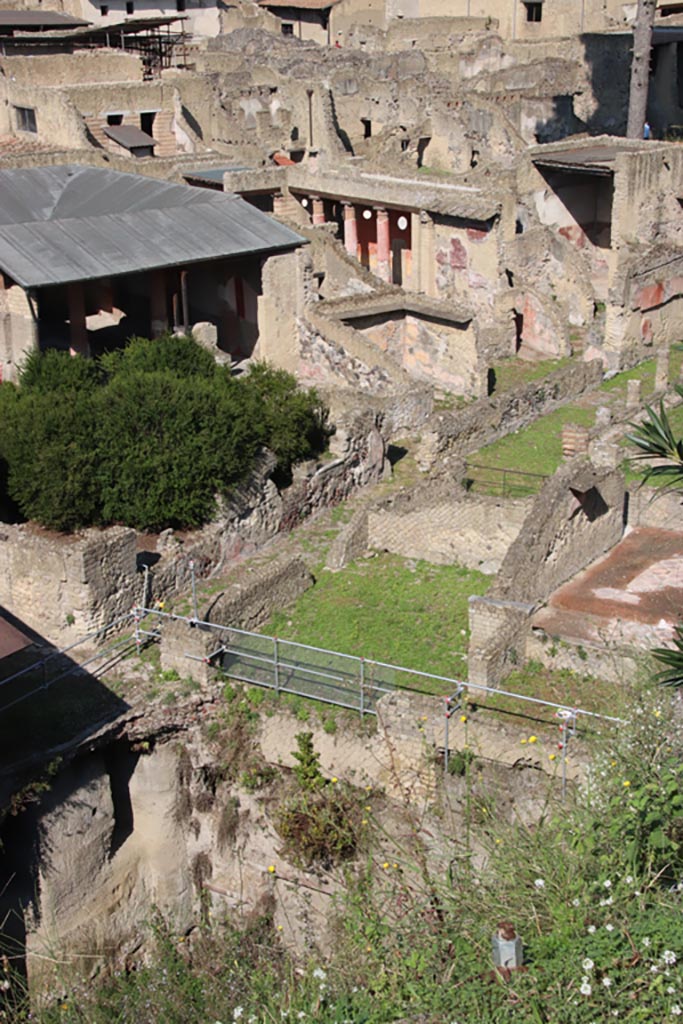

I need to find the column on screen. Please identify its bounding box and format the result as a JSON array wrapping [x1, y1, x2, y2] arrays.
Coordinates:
[[150, 268, 168, 338], [312, 197, 326, 226], [376, 207, 391, 283], [419, 210, 436, 297], [343, 202, 358, 258], [67, 281, 89, 357]]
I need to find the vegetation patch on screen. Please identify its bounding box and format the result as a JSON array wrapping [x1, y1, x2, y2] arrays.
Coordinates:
[[0, 337, 327, 532], [263, 553, 489, 685]]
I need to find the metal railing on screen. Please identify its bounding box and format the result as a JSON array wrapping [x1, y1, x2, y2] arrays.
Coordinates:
[[463, 462, 548, 498], [133, 608, 624, 729]]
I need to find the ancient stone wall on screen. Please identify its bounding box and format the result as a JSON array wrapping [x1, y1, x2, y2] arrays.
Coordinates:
[[416, 357, 603, 469], [0, 51, 144, 87], [367, 482, 530, 572], [468, 458, 626, 686]]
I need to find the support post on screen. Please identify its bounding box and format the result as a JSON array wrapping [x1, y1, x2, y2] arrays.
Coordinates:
[[359, 656, 365, 718], [274, 636, 280, 695], [67, 281, 89, 357], [312, 197, 326, 226], [376, 207, 391, 283], [150, 268, 168, 338], [343, 202, 358, 258], [189, 559, 198, 622]]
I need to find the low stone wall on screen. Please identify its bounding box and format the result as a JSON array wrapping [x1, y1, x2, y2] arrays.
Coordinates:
[[526, 629, 642, 686], [416, 358, 603, 469], [367, 482, 530, 573], [468, 458, 626, 687], [627, 486, 683, 532]]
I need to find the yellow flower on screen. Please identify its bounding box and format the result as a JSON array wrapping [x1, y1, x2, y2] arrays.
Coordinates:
[[520, 739, 527, 745], [268, 865, 276, 874], [528, 736, 538, 744], [460, 715, 467, 723], [382, 861, 390, 869], [548, 754, 556, 761], [364, 805, 371, 811], [495, 838, 502, 845], [277, 925, 283, 931], [392, 863, 398, 869], [623, 780, 631, 788], [362, 819, 368, 825], [366, 945, 372, 952], [331, 777, 338, 784]]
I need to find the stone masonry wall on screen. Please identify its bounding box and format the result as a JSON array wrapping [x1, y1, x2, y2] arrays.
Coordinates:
[[367, 483, 530, 573], [416, 358, 603, 469]]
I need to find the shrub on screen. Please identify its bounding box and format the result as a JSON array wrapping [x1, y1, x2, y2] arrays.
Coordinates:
[[0, 339, 328, 532], [276, 784, 363, 868], [292, 732, 324, 791]]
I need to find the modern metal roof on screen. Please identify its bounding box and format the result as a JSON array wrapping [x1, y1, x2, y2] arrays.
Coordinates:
[[259, 0, 340, 8], [0, 165, 305, 288], [184, 166, 253, 183], [0, 10, 90, 29], [103, 125, 157, 150]]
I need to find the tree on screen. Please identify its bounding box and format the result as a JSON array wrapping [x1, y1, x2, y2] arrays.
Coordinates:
[[626, 384, 683, 685], [626, 0, 657, 139]]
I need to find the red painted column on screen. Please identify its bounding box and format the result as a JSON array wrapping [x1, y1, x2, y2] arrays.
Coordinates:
[[376, 207, 391, 282], [67, 281, 89, 357], [312, 196, 325, 225], [150, 268, 168, 338], [343, 202, 358, 258]]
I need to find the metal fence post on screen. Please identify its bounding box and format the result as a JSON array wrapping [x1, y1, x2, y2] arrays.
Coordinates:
[[359, 657, 365, 718], [189, 559, 198, 622], [274, 636, 280, 696], [444, 702, 450, 774]]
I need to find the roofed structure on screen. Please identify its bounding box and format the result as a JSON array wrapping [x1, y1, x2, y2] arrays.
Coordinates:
[[0, 165, 305, 288]]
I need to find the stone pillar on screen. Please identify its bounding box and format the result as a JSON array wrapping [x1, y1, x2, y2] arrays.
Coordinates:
[[419, 210, 436, 297], [312, 197, 325, 226], [376, 207, 391, 283], [410, 211, 422, 292], [67, 281, 89, 357], [626, 378, 641, 409], [561, 423, 590, 458], [595, 405, 612, 430], [655, 346, 670, 393], [149, 268, 168, 338], [273, 192, 289, 219], [343, 202, 358, 258]]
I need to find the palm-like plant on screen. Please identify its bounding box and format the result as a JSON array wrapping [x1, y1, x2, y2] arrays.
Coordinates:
[[626, 383, 683, 685], [625, 384, 683, 490], [652, 625, 683, 688]]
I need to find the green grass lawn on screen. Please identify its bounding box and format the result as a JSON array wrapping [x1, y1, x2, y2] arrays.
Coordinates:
[[491, 355, 571, 395], [261, 553, 489, 687], [468, 348, 683, 494]]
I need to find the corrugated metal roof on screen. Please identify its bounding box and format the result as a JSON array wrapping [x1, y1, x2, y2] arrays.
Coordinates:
[[0, 165, 305, 288], [0, 10, 90, 27], [103, 125, 156, 149], [184, 166, 253, 182], [259, 0, 340, 8]]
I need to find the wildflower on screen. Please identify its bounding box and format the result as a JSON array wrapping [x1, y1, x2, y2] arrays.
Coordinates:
[[580, 979, 592, 996], [605, 923, 615, 932], [587, 925, 596, 934], [602, 977, 612, 988], [331, 777, 338, 784], [603, 880, 612, 889], [664, 951, 678, 966], [277, 925, 283, 931], [668, 987, 677, 995], [312, 968, 326, 981], [0, 980, 9, 991], [549, 754, 556, 761], [268, 865, 276, 874], [625, 875, 633, 884], [460, 715, 467, 723], [297, 1013, 306, 1020], [520, 739, 527, 745], [651, 965, 660, 974], [234, 1009, 244, 1021], [361, 819, 368, 825], [534, 879, 545, 889], [528, 736, 538, 744], [365, 805, 371, 811], [672, 1008, 682, 1017], [382, 862, 390, 869], [623, 780, 631, 788], [582, 958, 594, 971], [599, 896, 613, 907], [393, 863, 398, 869], [572, 898, 581, 907]]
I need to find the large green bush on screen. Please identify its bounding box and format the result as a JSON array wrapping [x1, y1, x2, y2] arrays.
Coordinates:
[[0, 336, 327, 532]]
